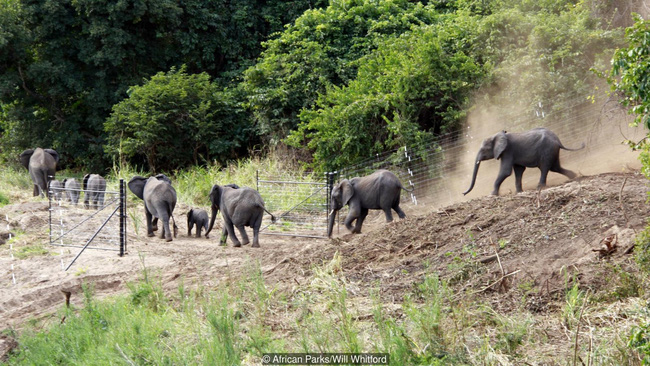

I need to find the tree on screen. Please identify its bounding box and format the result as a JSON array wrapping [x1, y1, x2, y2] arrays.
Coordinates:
[[105, 66, 249, 172]]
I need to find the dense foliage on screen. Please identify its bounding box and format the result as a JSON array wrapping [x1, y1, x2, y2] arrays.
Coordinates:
[[105, 66, 248, 172], [0, 0, 326, 171], [0, 0, 633, 172]]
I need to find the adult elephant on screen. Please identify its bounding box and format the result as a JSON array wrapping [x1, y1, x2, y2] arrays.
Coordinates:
[[463, 127, 584, 196], [128, 174, 178, 242], [19, 148, 59, 197], [83, 174, 107, 209], [205, 185, 275, 248], [327, 169, 413, 237]]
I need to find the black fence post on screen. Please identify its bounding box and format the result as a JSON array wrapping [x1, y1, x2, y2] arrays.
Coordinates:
[[325, 171, 336, 236], [119, 179, 126, 256]]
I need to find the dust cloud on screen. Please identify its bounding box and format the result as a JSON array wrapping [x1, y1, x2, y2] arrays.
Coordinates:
[[414, 93, 646, 212]]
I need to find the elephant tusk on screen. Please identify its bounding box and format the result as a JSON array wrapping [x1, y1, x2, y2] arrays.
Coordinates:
[[329, 209, 335, 216]]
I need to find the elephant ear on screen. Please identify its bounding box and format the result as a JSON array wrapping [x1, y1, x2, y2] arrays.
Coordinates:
[[340, 179, 354, 206], [19, 149, 34, 170], [127, 176, 148, 200], [44, 149, 59, 164], [209, 185, 222, 208], [493, 131, 508, 160]]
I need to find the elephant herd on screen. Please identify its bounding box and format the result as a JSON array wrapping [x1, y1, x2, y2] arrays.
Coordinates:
[[20, 148, 107, 209], [20, 127, 584, 248]]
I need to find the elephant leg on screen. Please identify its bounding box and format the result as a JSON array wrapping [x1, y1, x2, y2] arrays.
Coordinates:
[[152, 217, 159, 232], [187, 223, 193, 237], [33, 185, 39, 197], [492, 162, 513, 196], [252, 216, 262, 248], [195, 226, 201, 238], [513, 165, 526, 193], [145, 210, 155, 237], [236, 225, 250, 245], [537, 165, 550, 191], [551, 161, 576, 179], [162, 217, 172, 242], [393, 204, 406, 219], [224, 221, 241, 247], [344, 207, 360, 232], [353, 208, 369, 234], [382, 207, 394, 222]]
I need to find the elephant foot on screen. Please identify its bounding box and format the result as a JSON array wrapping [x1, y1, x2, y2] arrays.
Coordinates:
[[196, 234, 201, 238], [252, 243, 260, 248], [147, 232, 155, 237], [152, 226, 158, 232], [233, 242, 242, 248], [165, 236, 173, 242]]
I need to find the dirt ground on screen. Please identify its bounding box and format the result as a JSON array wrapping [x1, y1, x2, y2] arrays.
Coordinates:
[[0, 171, 649, 358]]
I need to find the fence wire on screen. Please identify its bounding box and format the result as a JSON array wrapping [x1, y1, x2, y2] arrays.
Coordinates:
[[257, 173, 330, 238], [260, 92, 646, 238], [48, 178, 126, 267]]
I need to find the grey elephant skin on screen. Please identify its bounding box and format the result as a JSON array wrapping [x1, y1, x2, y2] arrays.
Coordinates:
[[19, 148, 59, 197], [187, 208, 209, 238], [63, 178, 81, 205], [463, 127, 585, 196], [205, 185, 275, 248], [328, 169, 413, 237], [129, 174, 178, 242], [83, 174, 107, 209], [49, 179, 64, 202]]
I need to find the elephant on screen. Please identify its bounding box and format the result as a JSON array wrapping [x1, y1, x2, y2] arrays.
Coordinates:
[[463, 127, 585, 196], [63, 178, 81, 205], [205, 185, 275, 248], [128, 174, 178, 242], [327, 169, 413, 237], [19, 148, 59, 197], [49, 179, 64, 202], [83, 174, 107, 209], [187, 208, 209, 238]]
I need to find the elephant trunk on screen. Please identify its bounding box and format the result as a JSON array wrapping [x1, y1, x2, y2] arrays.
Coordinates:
[[205, 206, 219, 239], [463, 159, 481, 196], [327, 209, 337, 238]]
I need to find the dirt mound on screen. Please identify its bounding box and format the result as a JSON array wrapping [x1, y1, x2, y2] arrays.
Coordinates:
[[293, 172, 648, 311], [0, 172, 648, 333]]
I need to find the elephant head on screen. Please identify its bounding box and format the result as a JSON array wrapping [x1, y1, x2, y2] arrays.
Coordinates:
[[463, 131, 507, 195], [327, 179, 354, 237]]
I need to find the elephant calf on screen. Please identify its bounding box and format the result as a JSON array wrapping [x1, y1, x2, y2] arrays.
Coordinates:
[[83, 174, 106, 209], [187, 208, 209, 238], [328, 169, 413, 237], [63, 178, 81, 205], [49, 179, 64, 202]]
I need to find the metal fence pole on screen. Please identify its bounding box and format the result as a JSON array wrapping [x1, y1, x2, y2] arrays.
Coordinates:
[[119, 179, 126, 257], [326, 171, 336, 236], [48, 178, 52, 246]]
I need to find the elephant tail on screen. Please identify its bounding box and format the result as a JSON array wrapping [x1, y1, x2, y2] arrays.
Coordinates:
[[400, 182, 415, 193], [167, 201, 178, 238], [264, 207, 276, 223], [560, 141, 586, 151]]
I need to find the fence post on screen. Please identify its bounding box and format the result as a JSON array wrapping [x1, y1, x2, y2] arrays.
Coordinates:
[[119, 179, 126, 257], [325, 171, 336, 236], [48, 177, 52, 246]]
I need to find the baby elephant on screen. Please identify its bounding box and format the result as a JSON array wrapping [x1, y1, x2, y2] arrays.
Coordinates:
[[187, 208, 209, 238]]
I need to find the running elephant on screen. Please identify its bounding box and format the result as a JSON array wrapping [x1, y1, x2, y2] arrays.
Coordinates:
[[328, 169, 413, 237], [463, 127, 584, 196]]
